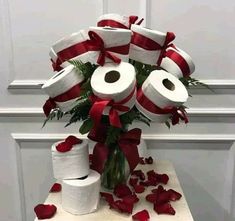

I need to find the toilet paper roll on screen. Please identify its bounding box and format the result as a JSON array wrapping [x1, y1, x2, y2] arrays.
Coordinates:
[[97, 13, 130, 29], [88, 27, 132, 64], [136, 70, 188, 122], [51, 30, 96, 68], [62, 170, 101, 215], [160, 46, 195, 78], [42, 65, 84, 114], [130, 25, 175, 65], [90, 62, 136, 116], [52, 139, 89, 180]]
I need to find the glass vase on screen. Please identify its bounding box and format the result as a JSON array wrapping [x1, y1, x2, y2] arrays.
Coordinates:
[[101, 143, 129, 190]]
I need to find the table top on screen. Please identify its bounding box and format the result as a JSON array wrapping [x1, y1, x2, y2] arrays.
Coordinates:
[[35, 160, 194, 221]]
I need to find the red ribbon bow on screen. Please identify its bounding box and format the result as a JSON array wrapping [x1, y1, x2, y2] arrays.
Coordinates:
[[137, 88, 188, 125], [89, 86, 136, 128], [87, 31, 130, 66], [97, 15, 144, 29], [43, 81, 83, 117], [50, 58, 63, 72], [91, 128, 141, 174]]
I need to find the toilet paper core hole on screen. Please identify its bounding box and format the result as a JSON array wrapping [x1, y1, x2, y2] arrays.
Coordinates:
[[163, 78, 175, 91], [104, 71, 120, 83], [52, 70, 65, 79], [103, 27, 117, 30]]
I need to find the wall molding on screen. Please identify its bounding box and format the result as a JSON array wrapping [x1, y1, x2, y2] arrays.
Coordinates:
[[12, 133, 235, 143], [7, 79, 235, 90], [1, 107, 235, 117]]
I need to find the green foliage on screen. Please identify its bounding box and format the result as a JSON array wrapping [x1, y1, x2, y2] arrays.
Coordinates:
[[180, 77, 213, 92], [165, 120, 171, 129], [79, 118, 94, 134], [42, 109, 64, 128], [69, 60, 97, 80], [105, 126, 122, 146]]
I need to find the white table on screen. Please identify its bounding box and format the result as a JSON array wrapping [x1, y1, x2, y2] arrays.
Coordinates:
[[35, 161, 194, 221]]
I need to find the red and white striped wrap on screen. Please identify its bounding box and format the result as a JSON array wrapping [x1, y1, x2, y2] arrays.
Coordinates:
[[160, 46, 195, 78], [97, 13, 143, 29], [135, 70, 189, 125], [42, 65, 84, 116], [129, 25, 175, 65]]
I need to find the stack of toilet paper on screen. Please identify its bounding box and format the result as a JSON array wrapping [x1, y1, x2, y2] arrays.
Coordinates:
[[51, 136, 101, 215]]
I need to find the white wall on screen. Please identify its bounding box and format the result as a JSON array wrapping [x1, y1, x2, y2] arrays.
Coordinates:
[[0, 0, 235, 221]]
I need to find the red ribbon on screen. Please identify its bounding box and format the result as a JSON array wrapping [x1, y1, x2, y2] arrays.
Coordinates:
[[137, 89, 188, 125], [157, 32, 176, 66], [91, 128, 141, 174], [43, 81, 83, 117], [89, 86, 136, 128], [50, 59, 63, 72], [131, 31, 175, 65], [97, 15, 144, 29], [164, 49, 191, 77]]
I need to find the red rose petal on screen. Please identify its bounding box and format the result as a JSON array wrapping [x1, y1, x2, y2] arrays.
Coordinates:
[[132, 170, 145, 180], [146, 193, 158, 203], [65, 135, 82, 145], [151, 185, 165, 194], [129, 178, 139, 187], [154, 202, 176, 215], [34, 204, 57, 219], [167, 189, 182, 201], [114, 184, 132, 198], [122, 194, 139, 204], [133, 184, 145, 193], [139, 180, 152, 187], [139, 157, 145, 165], [145, 157, 153, 164], [132, 209, 150, 221], [49, 183, 61, 193], [110, 200, 134, 214], [156, 191, 171, 205], [56, 141, 72, 152], [100, 192, 114, 204], [157, 174, 169, 184]]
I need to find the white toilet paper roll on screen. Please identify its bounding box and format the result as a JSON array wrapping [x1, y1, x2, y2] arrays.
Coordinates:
[[130, 25, 167, 65], [52, 139, 89, 180], [51, 30, 96, 66], [97, 13, 130, 29], [136, 70, 188, 122], [88, 27, 132, 64], [90, 62, 136, 115], [62, 170, 101, 215], [160, 46, 195, 78], [42, 65, 84, 113]]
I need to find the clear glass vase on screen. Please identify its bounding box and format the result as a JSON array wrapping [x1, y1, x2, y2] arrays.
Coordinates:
[[101, 143, 128, 190]]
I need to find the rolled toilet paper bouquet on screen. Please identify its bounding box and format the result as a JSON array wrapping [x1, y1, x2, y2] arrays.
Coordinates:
[[39, 12, 202, 219]]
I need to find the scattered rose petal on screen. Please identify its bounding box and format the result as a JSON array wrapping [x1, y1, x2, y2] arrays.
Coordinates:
[[56, 141, 72, 152], [100, 192, 114, 204], [139, 180, 152, 187], [133, 184, 145, 193], [114, 184, 132, 198], [65, 135, 82, 145], [122, 194, 139, 204], [139, 157, 145, 165], [132, 209, 150, 221], [110, 200, 134, 214], [34, 204, 57, 219], [156, 174, 169, 184], [132, 170, 145, 180], [167, 189, 182, 201], [49, 183, 61, 193], [156, 191, 171, 205], [146, 193, 158, 203], [129, 178, 139, 187], [145, 157, 153, 164], [154, 202, 175, 215], [151, 185, 165, 194]]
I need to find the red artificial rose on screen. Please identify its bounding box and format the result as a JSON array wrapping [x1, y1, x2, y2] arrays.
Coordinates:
[[132, 210, 150, 221], [49, 183, 61, 192], [34, 204, 57, 219], [114, 184, 132, 198], [154, 202, 175, 215]]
